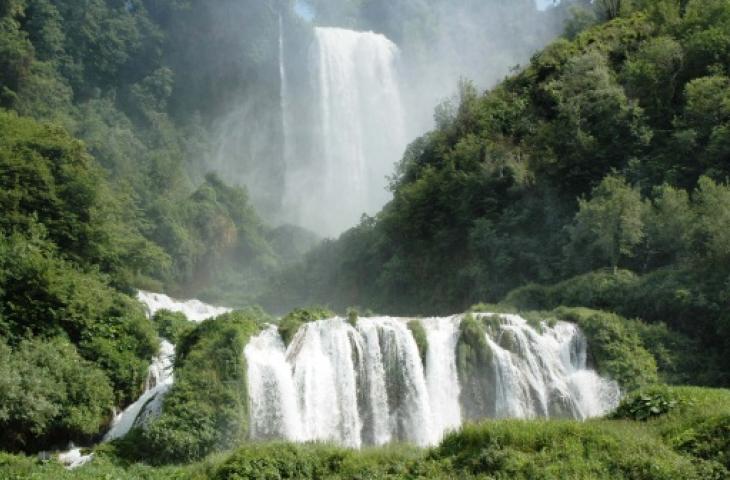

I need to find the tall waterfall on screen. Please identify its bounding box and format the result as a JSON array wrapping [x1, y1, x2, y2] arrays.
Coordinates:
[[283, 27, 407, 236], [279, 14, 291, 192], [246, 314, 621, 447]]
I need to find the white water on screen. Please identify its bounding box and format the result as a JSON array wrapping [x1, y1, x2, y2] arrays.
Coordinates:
[[279, 14, 291, 198], [481, 314, 620, 420], [283, 27, 407, 236], [422, 316, 462, 440], [101, 292, 230, 442], [245, 326, 303, 442], [58, 447, 94, 469], [137, 290, 232, 322], [246, 314, 620, 448], [103, 340, 175, 442]]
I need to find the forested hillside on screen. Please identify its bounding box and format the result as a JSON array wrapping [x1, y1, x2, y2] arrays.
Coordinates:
[[2, 0, 730, 478], [266, 0, 730, 386], [0, 0, 318, 306], [0, 0, 305, 451]]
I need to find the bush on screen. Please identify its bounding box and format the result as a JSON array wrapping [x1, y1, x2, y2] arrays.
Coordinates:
[[0, 337, 115, 452], [0, 231, 158, 405], [119, 309, 266, 464], [504, 269, 640, 312], [676, 414, 730, 470], [434, 419, 702, 480], [152, 309, 194, 344], [612, 386, 678, 421]]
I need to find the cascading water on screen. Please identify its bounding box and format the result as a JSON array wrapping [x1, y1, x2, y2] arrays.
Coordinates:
[[283, 27, 407, 236], [102, 292, 230, 441], [103, 340, 175, 442], [279, 14, 291, 191], [245, 326, 303, 442], [422, 316, 462, 439], [483, 314, 618, 420], [245, 314, 621, 448], [107, 293, 620, 449], [137, 290, 232, 322]]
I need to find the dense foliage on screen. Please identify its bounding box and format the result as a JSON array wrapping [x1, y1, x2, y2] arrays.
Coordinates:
[[266, 0, 730, 386], [0, 0, 322, 453], [116, 310, 266, 465], [0, 0, 321, 305], [1, 0, 730, 475], [0, 112, 159, 450], [2, 386, 728, 479], [0, 337, 114, 452], [151, 309, 193, 345]]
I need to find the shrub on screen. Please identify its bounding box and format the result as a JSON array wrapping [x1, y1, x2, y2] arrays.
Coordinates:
[[434, 418, 703, 480], [0, 231, 158, 405], [676, 414, 730, 470], [119, 310, 265, 464], [0, 337, 114, 452], [612, 386, 678, 421], [152, 309, 194, 344], [504, 269, 640, 312]]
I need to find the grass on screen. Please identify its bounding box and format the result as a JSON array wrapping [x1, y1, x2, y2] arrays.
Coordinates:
[[1, 386, 726, 479]]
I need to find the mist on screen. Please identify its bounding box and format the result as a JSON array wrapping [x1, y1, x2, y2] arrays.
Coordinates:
[[202, 0, 571, 237]]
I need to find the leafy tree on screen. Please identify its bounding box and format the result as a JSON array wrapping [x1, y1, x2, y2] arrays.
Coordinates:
[[693, 176, 730, 265], [622, 36, 684, 125], [642, 184, 694, 268], [567, 175, 646, 273], [0, 337, 115, 452]]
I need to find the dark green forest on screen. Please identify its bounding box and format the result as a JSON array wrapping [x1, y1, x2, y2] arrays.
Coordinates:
[[1, 0, 729, 478]]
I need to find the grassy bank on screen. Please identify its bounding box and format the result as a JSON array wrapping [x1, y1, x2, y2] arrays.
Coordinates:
[[1, 386, 727, 479]]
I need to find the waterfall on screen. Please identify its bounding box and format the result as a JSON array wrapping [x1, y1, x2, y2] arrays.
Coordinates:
[[283, 28, 407, 236], [103, 340, 175, 441], [245, 326, 303, 442], [246, 314, 620, 448], [102, 292, 230, 441], [481, 314, 620, 420], [422, 316, 462, 442], [137, 290, 232, 322], [279, 14, 291, 204]]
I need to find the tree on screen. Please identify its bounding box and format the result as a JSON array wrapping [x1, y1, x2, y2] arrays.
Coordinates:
[[567, 175, 646, 272], [643, 184, 694, 268], [693, 176, 730, 264]]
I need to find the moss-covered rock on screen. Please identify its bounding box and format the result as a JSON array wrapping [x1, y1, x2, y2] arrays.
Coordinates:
[[278, 307, 334, 347], [456, 314, 496, 419], [406, 320, 428, 366], [346, 308, 358, 327]]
